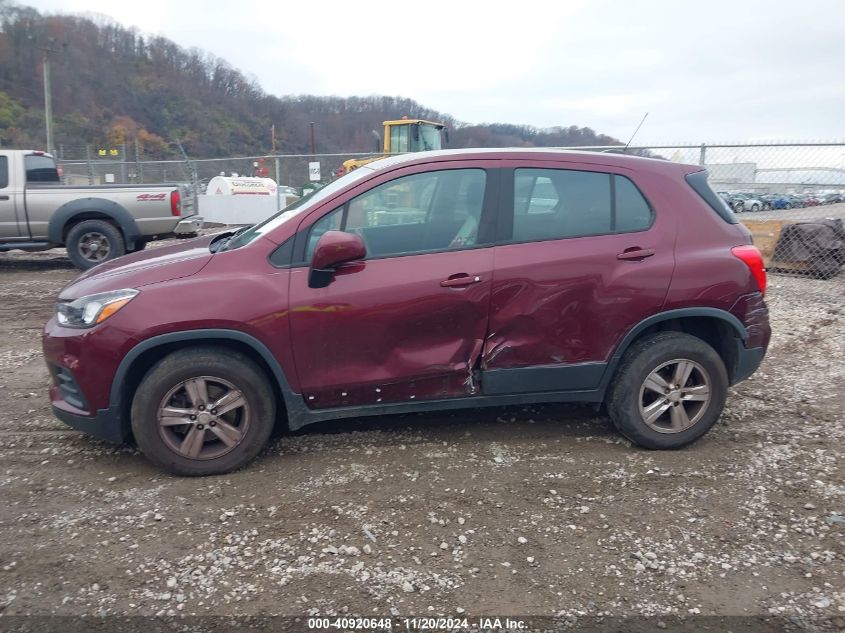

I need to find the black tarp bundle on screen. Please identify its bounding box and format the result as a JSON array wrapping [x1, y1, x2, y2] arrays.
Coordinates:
[[773, 218, 844, 278]]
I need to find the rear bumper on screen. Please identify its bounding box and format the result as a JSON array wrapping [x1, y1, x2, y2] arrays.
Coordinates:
[[731, 341, 766, 385], [51, 401, 129, 444], [174, 215, 204, 235]]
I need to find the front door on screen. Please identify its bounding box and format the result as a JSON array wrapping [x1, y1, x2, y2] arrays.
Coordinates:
[[289, 166, 498, 409], [482, 162, 677, 394], [0, 155, 20, 238]]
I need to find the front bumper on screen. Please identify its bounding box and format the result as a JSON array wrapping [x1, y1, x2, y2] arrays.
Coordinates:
[[174, 215, 204, 235], [44, 318, 131, 444], [51, 400, 129, 444]]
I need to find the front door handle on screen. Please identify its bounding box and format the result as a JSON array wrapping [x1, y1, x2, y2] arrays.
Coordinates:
[[0, 195, 9, 201], [617, 248, 655, 261], [440, 274, 482, 288]]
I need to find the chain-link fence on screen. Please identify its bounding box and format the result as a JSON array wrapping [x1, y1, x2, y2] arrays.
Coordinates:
[[591, 143, 845, 282], [56, 142, 845, 281]]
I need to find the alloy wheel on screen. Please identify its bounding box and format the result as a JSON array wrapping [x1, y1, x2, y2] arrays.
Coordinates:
[[156, 376, 251, 460], [638, 359, 712, 433]]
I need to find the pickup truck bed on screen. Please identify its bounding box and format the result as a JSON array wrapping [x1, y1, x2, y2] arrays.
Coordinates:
[[0, 150, 203, 269]]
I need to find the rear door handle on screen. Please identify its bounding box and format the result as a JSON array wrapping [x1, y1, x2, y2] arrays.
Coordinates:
[[440, 274, 482, 288], [0, 195, 9, 201], [617, 248, 655, 260]]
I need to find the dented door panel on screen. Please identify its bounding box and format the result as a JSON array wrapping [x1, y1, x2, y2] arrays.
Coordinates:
[[288, 248, 493, 409], [482, 162, 677, 383]]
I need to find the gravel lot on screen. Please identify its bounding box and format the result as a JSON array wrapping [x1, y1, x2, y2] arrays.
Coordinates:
[[0, 243, 843, 631]]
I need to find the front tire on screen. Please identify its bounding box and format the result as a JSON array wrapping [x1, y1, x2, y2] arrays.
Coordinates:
[[66, 219, 126, 270], [606, 332, 728, 449], [750, 204, 760, 212], [131, 347, 276, 476]]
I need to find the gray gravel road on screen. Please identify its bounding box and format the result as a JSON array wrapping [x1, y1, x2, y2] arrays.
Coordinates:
[[0, 246, 842, 631]]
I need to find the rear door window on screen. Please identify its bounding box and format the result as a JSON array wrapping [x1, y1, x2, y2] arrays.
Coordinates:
[[0, 157, 8, 189], [510, 168, 652, 242], [24, 155, 60, 183]]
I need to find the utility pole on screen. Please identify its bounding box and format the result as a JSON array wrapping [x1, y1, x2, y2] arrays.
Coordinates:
[[309, 121, 316, 158], [41, 48, 54, 155]]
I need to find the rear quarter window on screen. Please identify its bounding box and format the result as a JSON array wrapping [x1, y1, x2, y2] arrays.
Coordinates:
[[0, 156, 8, 188], [685, 170, 738, 224]]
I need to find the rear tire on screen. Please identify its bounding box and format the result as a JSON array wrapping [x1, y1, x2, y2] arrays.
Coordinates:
[[66, 219, 125, 270], [606, 332, 728, 449], [131, 347, 276, 476]]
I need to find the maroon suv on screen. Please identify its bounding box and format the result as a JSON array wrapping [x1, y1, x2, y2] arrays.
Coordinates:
[[43, 149, 770, 475]]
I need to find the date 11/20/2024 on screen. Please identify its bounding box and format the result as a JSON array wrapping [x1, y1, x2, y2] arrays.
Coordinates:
[[307, 616, 529, 630]]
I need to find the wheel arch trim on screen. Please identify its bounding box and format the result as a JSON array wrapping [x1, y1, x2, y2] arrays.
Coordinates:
[[110, 329, 297, 414], [598, 308, 747, 391], [48, 198, 141, 246]]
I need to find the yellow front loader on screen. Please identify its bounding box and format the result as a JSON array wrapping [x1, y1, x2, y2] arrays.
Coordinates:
[[339, 118, 447, 175]]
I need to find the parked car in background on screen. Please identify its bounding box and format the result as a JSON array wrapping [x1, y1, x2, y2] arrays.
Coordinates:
[[44, 148, 770, 475], [802, 194, 823, 207], [719, 192, 746, 212], [732, 193, 763, 212], [0, 150, 202, 269], [822, 193, 844, 204], [760, 194, 799, 210], [783, 194, 805, 208]]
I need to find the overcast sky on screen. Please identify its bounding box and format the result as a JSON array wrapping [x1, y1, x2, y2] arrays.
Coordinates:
[[32, 0, 845, 143]]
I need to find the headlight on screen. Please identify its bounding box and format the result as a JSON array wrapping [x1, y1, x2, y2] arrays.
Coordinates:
[[56, 289, 139, 328]]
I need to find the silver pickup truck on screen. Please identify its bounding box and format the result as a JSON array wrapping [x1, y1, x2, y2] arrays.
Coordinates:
[[0, 150, 203, 269]]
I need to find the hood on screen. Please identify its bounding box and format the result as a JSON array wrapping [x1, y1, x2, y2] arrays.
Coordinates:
[[59, 235, 218, 300]]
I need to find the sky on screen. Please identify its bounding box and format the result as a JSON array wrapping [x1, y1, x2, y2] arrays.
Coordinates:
[[31, 0, 845, 144]]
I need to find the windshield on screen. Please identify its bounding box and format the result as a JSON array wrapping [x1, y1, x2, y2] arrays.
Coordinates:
[[410, 124, 442, 152], [225, 166, 375, 250]]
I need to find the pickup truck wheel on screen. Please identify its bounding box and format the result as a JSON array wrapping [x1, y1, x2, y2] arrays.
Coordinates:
[[131, 347, 275, 476], [66, 219, 125, 269], [606, 332, 728, 450]]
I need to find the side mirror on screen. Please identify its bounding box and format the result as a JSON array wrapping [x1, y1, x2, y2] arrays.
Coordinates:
[[309, 230, 367, 288]]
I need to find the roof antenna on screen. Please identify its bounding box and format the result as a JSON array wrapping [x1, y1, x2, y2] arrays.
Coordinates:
[[623, 112, 649, 153]]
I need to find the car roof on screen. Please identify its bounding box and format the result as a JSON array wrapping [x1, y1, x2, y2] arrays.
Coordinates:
[[365, 147, 702, 176]]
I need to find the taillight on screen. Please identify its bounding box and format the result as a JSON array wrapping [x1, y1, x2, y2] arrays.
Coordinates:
[[170, 190, 181, 216], [731, 245, 767, 296]]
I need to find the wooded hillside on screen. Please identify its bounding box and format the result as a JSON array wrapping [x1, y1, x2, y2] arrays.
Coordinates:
[[0, 2, 623, 159]]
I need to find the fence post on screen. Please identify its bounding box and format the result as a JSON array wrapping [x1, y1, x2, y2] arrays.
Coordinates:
[[699, 143, 707, 166], [120, 141, 127, 183], [85, 144, 93, 185], [135, 138, 143, 183]]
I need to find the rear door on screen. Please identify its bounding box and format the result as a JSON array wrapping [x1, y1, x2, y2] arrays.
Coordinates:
[[482, 161, 677, 394], [288, 162, 500, 408]]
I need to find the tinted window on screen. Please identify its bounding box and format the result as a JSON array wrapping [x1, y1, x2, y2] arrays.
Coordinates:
[[24, 155, 60, 183], [614, 175, 653, 232], [514, 169, 611, 241], [305, 169, 486, 261], [512, 169, 652, 242], [0, 157, 7, 189]]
